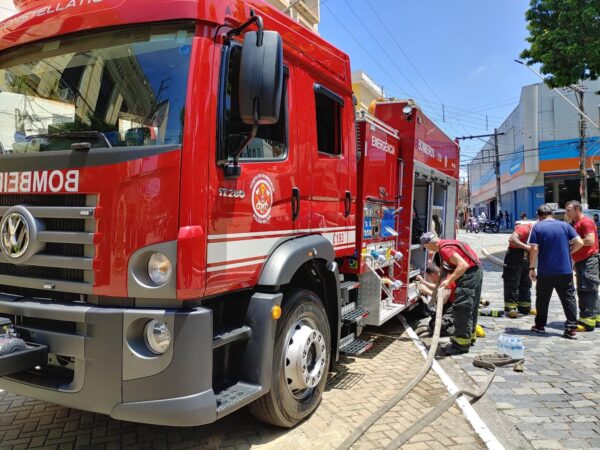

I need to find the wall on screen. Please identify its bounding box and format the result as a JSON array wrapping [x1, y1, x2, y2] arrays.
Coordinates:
[[0, 0, 16, 20]]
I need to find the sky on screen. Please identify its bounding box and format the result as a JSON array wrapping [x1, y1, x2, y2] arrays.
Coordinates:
[[318, 0, 538, 169]]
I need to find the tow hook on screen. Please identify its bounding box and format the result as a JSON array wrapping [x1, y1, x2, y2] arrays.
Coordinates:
[[0, 317, 48, 377]]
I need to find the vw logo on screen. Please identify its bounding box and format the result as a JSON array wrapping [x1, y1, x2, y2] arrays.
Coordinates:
[[0, 212, 30, 259]]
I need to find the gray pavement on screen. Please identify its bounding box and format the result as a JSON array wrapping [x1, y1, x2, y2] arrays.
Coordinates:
[[447, 231, 600, 450]]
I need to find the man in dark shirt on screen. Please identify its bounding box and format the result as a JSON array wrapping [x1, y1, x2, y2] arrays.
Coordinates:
[[566, 201, 600, 331], [529, 204, 583, 339], [421, 232, 482, 355], [503, 221, 533, 316]]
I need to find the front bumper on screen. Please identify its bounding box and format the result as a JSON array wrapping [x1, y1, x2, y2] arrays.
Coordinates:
[[0, 293, 216, 427]]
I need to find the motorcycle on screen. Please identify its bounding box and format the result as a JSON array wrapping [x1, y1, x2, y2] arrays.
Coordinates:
[[467, 218, 481, 233], [481, 218, 500, 233]]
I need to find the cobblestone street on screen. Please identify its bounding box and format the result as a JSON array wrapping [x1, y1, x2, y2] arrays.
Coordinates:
[[449, 231, 600, 449]]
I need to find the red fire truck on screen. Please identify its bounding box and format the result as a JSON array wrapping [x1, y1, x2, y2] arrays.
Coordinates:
[[0, 0, 459, 427]]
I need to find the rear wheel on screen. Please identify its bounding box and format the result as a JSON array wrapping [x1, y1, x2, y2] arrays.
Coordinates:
[[249, 288, 331, 428]]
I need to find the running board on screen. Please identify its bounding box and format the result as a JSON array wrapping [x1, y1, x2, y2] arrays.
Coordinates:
[[340, 280, 361, 304], [213, 325, 252, 349], [341, 302, 369, 323], [215, 382, 262, 417], [339, 334, 373, 356]]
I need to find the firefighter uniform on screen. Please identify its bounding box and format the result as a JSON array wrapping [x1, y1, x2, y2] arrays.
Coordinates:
[[572, 216, 600, 331], [438, 241, 483, 351], [502, 223, 532, 314]]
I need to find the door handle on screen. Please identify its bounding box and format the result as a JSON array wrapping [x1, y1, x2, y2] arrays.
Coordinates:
[[292, 187, 300, 221], [344, 191, 352, 218]]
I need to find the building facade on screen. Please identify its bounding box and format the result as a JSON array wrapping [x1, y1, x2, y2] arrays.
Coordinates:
[[352, 70, 383, 113], [468, 80, 600, 221], [0, 0, 16, 20], [265, 0, 320, 32]]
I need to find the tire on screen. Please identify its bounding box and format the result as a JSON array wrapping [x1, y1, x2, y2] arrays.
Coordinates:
[[249, 288, 331, 428], [492, 224, 500, 233], [474, 225, 480, 233], [0, 338, 26, 355]]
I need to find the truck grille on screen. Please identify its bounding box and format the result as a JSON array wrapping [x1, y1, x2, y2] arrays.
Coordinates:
[[0, 194, 96, 296]]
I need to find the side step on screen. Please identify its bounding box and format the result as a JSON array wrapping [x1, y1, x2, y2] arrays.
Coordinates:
[[340, 280, 361, 304], [215, 382, 262, 417], [341, 302, 369, 323], [213, 325, 252, 349], [339, 334, 373, 356]]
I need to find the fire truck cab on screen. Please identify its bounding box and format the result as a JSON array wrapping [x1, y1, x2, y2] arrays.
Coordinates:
[[0, 0, 459, 427]]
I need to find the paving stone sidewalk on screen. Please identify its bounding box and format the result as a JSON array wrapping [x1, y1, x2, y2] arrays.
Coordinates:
[[0, 320, 484, 450], [449, 243, 600, 450]]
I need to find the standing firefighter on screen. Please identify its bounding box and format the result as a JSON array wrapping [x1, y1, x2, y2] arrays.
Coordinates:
[[503, 221, 533, 316], [565, 201, 600, 332], [529, 204, 582, 339], [420, 232, 483, 355]]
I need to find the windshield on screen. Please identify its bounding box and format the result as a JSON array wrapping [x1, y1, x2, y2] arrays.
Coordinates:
[[0, 23, 194, 154]]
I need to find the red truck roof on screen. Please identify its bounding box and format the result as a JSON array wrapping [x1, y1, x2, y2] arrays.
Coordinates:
[[0, 0, 352, 95]]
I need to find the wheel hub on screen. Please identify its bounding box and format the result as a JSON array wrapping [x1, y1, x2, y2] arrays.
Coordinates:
[[284, 320, 326, 398]]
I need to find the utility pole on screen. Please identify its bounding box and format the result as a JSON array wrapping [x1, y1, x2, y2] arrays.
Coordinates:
[[493, 128, 501, 216], [456, 131, 505, 217], [575, 87, 588, 208]]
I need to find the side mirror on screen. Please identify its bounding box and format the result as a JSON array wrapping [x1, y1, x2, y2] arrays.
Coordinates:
[[239, 30, 283, 126]]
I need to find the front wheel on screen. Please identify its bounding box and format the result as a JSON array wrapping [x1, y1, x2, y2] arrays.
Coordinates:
[[249, 288, 331, 428]]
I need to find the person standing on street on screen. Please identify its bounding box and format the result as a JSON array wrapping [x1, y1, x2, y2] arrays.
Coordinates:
[[503, 220, 533, 317], [421, 232, 483, 355], [565, 201, 600, 332], [505, 210, 511, 229], [529, 204, 583, 339]]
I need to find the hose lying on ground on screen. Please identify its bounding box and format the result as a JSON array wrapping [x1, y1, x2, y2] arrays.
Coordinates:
[[336, 282, 446, 450], [337, 282, 520, 449]]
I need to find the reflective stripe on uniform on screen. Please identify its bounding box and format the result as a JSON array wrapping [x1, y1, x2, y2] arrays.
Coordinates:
[[451, 336, 472, 347], [578, 316, 596, 328]]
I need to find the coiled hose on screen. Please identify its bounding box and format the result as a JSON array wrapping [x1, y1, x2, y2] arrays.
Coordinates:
[[337, 283, 501, 450]]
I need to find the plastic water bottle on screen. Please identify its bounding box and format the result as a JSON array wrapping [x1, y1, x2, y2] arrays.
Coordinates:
[[511, 337, 524, 359], [496, 335, 507, 355]]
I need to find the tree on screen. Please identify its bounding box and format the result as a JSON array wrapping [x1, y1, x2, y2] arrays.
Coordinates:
[[521, 0, 600, 88], [521, 0, 600, 207]]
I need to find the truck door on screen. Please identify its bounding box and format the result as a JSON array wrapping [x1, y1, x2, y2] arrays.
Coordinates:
[[302, 82, 353, 252], [205, 41, 298, 295]]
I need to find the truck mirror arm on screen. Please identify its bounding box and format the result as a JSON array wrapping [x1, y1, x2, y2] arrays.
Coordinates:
[[224, 100, 259, 179], [226, 9, 264, 47]]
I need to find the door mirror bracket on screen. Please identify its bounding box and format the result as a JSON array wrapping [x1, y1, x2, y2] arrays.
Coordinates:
[[223, 10, 283, 179]]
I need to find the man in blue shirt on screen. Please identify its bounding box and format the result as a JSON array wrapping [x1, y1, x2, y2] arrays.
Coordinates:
[[529, 204, 583, 339]]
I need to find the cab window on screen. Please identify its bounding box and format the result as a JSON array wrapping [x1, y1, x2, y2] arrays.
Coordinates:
[[218, 43, 288, 164], [314, 84, 343, 156]]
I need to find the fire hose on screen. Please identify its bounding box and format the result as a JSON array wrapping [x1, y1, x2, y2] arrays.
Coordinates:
[[336, 282, 508, 450]]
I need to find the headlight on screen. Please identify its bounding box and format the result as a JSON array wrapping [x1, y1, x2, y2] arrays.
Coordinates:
[[144, 320, 171, 354], [147, 253, 172, 286]]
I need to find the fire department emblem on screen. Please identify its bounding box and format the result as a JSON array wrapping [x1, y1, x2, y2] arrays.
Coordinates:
[[250, 174, 275, 224]]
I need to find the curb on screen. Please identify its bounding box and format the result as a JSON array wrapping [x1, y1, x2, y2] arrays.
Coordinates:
[[482, 248, 504, 267]]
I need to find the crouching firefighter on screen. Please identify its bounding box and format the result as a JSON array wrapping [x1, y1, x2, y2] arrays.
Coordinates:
[[566, 201, 600, 331], [503, 221, 533, 316], [420, 232, 483, 355], [416, 264, 456, 337]]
